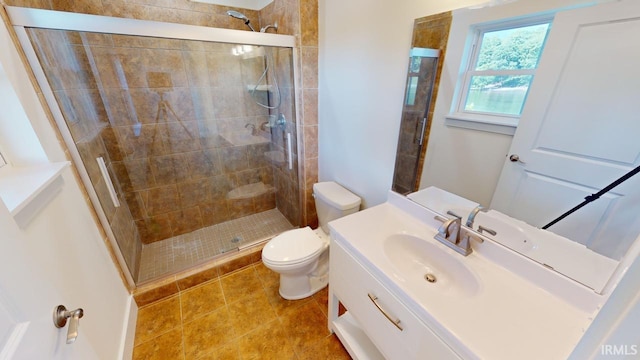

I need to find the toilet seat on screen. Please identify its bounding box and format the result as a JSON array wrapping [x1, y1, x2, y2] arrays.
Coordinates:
[[262, 227, 325, 266]]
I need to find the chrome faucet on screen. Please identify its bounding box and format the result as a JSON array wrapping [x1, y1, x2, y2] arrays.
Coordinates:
[[466, 205, 487, 228], [434, 216, 483, 256]]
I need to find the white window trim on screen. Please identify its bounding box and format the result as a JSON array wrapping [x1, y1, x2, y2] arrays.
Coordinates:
[[447, 15, 553, 135]]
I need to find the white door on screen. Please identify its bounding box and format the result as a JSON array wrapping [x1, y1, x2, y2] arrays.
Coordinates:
[[0, 200, 98, 359], [491, 2, 640, 263]]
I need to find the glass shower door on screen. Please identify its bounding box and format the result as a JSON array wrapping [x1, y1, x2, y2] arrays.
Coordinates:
[[24, 26, 300, 283]]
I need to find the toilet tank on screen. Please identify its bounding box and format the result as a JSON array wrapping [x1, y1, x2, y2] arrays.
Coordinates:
[[313, 181, 361, 234]]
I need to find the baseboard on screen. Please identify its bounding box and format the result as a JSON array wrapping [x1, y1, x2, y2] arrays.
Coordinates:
[[118, 295, 138, 360]]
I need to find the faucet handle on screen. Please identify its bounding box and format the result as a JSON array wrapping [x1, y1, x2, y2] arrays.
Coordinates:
[[478, 225, 497, 236], [437, 217, 460, 239]]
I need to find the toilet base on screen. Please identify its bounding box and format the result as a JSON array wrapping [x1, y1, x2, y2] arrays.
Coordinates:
[[279, 271, 329, 300]]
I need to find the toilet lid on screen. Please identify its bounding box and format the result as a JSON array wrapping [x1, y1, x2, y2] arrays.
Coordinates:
[[263, 227, 325, 264]]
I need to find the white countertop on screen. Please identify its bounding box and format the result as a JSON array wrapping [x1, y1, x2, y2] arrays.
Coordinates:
[[329, 192, 605, 360]]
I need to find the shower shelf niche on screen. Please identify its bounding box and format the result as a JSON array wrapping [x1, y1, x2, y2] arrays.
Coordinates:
[[220, 131, 270, 146], [227, 182, 275, 200]]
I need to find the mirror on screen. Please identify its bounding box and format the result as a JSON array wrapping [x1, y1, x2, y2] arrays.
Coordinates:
[[392, 47, 440, 195], [392, 11, 452, 195], [398, 0, 640, 293]]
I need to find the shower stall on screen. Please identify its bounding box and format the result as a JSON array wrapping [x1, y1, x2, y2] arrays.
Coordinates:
[[8, 7, 303, 285]]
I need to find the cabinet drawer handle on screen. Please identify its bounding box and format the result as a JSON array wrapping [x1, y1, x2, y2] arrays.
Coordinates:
[[368, 293, 403, 331]]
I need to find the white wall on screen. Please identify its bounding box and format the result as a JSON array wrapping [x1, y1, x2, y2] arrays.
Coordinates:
[[318, 0, 487, 208], [320, 0, 640, 358], [318, 0, 608, 208], [419, 0, 604, 207], [0, 15, 134, 359]]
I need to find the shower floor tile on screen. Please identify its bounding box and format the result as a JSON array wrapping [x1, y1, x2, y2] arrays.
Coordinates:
[[138, 209, 294, 283]]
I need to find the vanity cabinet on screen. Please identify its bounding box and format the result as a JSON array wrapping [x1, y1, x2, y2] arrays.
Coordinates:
[[329, 239, 461, 360]]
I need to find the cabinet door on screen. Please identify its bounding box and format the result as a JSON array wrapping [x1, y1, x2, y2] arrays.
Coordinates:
[[331, 240, 461, 360]]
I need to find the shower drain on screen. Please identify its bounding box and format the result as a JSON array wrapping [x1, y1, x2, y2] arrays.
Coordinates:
[[424, 273, 437, 283], [231, 236, 242, 243]]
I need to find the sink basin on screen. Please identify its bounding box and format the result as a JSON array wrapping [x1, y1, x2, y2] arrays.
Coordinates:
[[383, 234, 480, 297]]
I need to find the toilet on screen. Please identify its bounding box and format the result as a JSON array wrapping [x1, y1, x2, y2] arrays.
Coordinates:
[[262, 181, 361, 300]]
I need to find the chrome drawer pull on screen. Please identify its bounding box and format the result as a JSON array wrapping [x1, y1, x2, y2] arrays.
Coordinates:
[[368, 293, 403, 331]]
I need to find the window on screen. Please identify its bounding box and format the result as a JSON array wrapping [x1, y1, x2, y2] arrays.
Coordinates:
[[458, 19, 551, 118]]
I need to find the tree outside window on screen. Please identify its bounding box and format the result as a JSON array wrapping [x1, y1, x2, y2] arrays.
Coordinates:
[[460, 21, 551, 117]]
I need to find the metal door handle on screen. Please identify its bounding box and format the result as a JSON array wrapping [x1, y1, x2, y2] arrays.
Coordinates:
[[418, 117, 427, 145], [96, 157, 120, 207], [509, 154, 525, 164], [54, 305, 84, 344], [286, 132, 293, 170]]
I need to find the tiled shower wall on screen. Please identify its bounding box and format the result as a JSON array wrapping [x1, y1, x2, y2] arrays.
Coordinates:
[[2, 0, 319, 285], [2, 0, 320, 230], [28, 28, 293, 243]]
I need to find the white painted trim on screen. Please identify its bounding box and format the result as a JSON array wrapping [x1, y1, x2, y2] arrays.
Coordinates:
[[0, 322, 28, 360], [12, 26, 137, 289], [6, 6, 295, 48], [117, 296, 138, 360], [410, 48, 440, 58], [445, 113, 517, 135], [0, 162, 68, 215]]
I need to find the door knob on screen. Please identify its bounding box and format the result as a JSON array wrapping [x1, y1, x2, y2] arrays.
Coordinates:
[[53, 305, 84, 344], [509, 154, 525, 164]]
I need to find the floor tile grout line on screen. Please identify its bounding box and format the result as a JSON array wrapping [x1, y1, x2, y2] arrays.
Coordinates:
[[134, 289, 335, 358]]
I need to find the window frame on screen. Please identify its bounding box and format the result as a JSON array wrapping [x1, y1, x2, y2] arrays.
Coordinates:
[[455, 16, 553, 122]]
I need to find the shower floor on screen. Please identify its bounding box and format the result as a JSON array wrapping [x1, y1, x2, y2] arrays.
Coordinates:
[[137, 209, 294, 283]]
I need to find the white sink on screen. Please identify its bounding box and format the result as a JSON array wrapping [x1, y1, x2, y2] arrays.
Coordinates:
[[383, 234, 480, 297], [328, 191, 601, 360]]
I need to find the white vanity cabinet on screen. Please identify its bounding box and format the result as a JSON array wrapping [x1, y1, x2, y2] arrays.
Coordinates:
[[329, 239, 461, 360]]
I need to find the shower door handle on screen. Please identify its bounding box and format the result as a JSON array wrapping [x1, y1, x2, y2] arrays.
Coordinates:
[[96, 157, 120, 208], [286, 133, 293, 170], [418, 117, 427, 146]]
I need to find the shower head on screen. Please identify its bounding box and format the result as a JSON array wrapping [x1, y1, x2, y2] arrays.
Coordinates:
[[226, 10, 247, 20], [226, 10, 256, 32]]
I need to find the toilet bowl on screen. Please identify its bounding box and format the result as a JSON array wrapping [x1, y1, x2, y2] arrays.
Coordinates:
[[261, 181, 361, 300]]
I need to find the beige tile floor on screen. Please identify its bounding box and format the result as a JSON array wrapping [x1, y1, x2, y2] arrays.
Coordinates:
[[133, 263, 351, 359]]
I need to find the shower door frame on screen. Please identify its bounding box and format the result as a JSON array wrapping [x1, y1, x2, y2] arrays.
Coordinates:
[[6, 6, 303, 289]]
